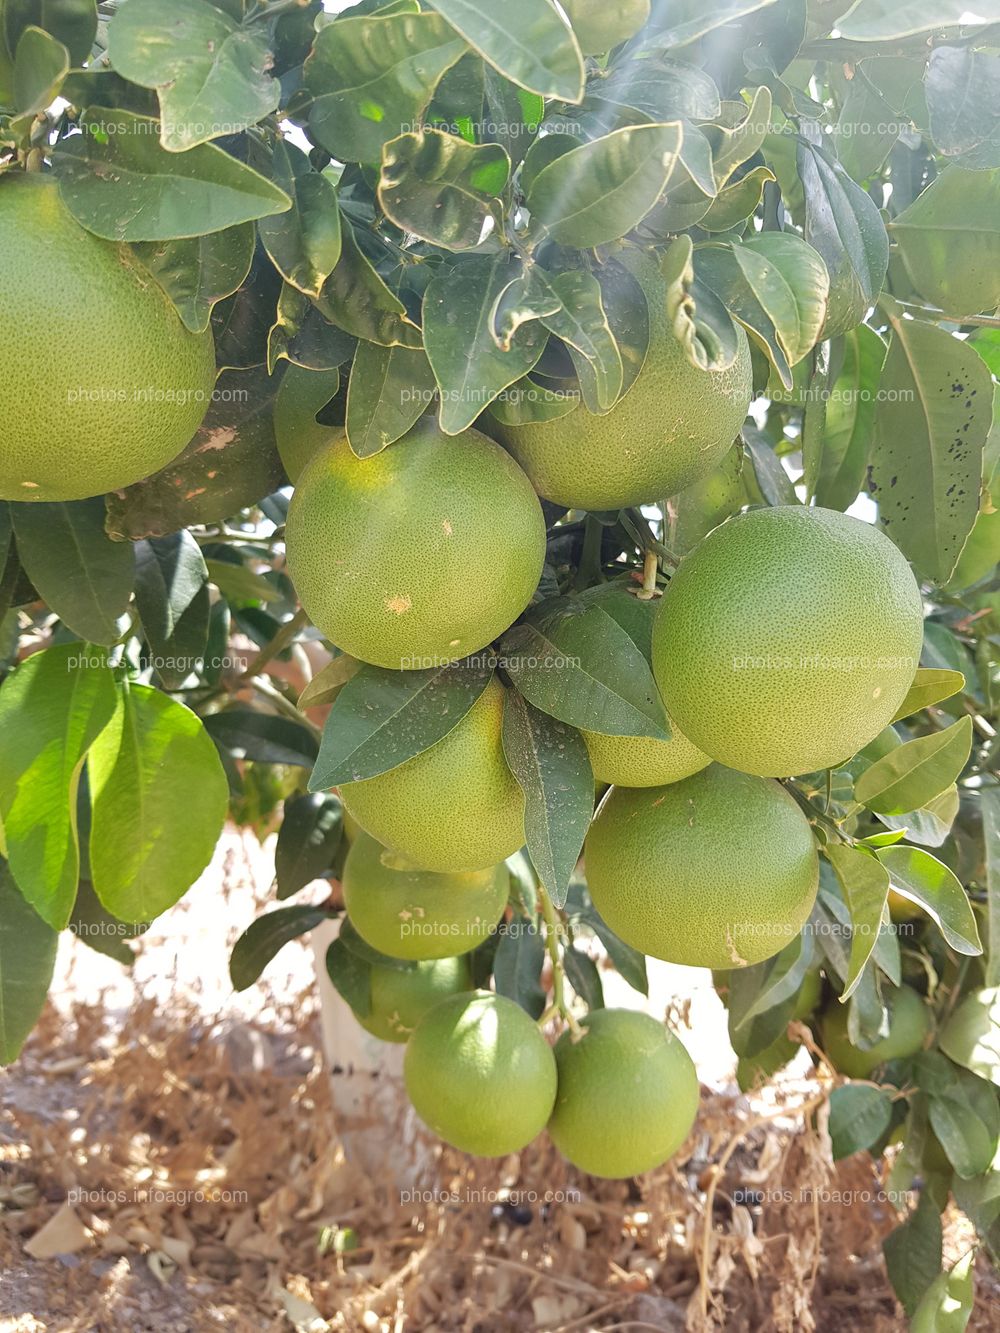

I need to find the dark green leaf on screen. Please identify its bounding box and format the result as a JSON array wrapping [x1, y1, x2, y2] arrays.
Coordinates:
[[257, 138, 342, 299], [11, 498, 133, 645], [985, 789, 1000, 990], [378, 128, 508, 249], [423, 254, 547, 433], [205, 558, 282, 605], [69, 879, 146, 965], [839, 0, 1000, 41], [883, 1192, 943, 1317], [743, 426, 799, 506], [584, 903, 647, 994], [3, 0, 96, 66], [854, 717, 973, 815], [344, 341, 436, 458], [275, 792, 343, 900], [53, 108, 291, 240], [538, 268, 623, 414], [0, 645, 116, 929], [107, 0, 279, 151], [230, 904, 331, 990], [268, 280, 356, 373], [132, 224, 255, 334], [12, 23, 67, 114], [325, 935, 372, 1017], [274, 362, 342, 480], [501, 690, 592, 906], [0, 860, 58, 1065], [910, 1251, 975, 1333], [133, 531, 209, 688], [310, 655, 493, 788], [313, 214, 422, 348], [89, 683, 229, 922], [492, 918, 546, 1017], [526, 123, 682, 248], [304, 11, 467, 163], [562, 945, 604, 1010], [428, 0, 583, 102], [929, 1092, 997, 1178], [828, 1084, 893, 1159], [825, 844, 890, 1001], [810, 325, 887, 510], [875, 845, 982, 956], [204, 708, 319, 768]]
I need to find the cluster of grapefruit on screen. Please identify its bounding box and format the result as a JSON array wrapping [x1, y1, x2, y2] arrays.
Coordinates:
[[1, 179, 933, 1179]]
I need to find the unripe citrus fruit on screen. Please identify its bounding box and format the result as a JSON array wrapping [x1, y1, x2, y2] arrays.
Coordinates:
[[404, 991, 558, 1155], [342, 831, 509, 960], [652, 506, 924, 777], [284, 420, 545, 669], [731, 970, 823, 1091], [573, 582, 710, 787], [548, 1009, 699, 1177], [358, 954, 472, 1043], [0, 177, 216, 502], [585, 765, 819, 969], [339, 678, 526, 872], [820, 984, 930, 1077], [492, 253, 752, 511]]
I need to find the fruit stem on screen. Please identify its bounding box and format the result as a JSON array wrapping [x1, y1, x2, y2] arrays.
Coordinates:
[[636, 547, 660, 601], [537, 882, 583, 1038]]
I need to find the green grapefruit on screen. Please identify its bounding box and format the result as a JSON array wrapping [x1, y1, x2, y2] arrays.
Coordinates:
[[547, 1009, 699, 1178], [284, 419, 546, 669], [574, 582, 710, 787], [358, 954, 472, 1044], [404, 991, 558, 1155], [342, 831, 509, 960], [584, 764, 819, 969], [820, 984, 930, 1077], [339, 677, 526, 872], [652, 506, 924, 777], [492, 252, 752, 511], [0, 177, 216, 502]]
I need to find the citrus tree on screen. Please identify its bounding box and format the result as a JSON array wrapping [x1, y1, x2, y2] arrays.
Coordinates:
[[1, 0, 999, 1320]]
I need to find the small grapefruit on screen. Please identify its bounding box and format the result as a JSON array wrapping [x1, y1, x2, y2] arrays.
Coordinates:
[[404, 991, 558, 1155], [820, 984, 930, 1077], [652, 506, 924, 777], [284, 419, 546, 669], [339, 677, 526, 872], [342, 831, 509, 960], [547, 1009, 699, 1177], [584, 764, 819, 969], [358, 955, 472, 1044], [0, 177, 216, 502]]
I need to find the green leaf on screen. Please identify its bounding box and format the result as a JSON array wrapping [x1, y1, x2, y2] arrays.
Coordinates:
[[877, 784, 960, 850], [929, 1092, 997, 1178], [891, 168, 1000, 318], [203, 708, 319, 767], [838, 0, 1000, 41], [562, 945, 604, 1009], [869, 318, 993, 584], [910, 1250, 975, 1333], [743, 426, 800, 506], [0, 860, 58, 1065], [229, 904, 331, 991], [797, 139, 888, 339], [985, 788, 1000, 989], [274, 363, 342, 480], [482, 63, 543, 164], [69, 879, 146, 965], [303, 11, 467, 164], [500, 691, 591, 907], [695, 233, 829, 389], [11, 499, 134, 645], [577, 895, 647, 994], [133, 531, 210, 689], [12, 24, 67, 114], [883, 1192, 943, 1318], [132, 223, 254, 334], [637, 0, 777, 48], [344, 341, 436, 459], [0, 645, 116, 930], [268, 280, 356, 374], [3, 0, 96, 66], [940, 988, 1000, 1087], [104, 367, 285, 540], [700, 163, 774, 231], [88, 683, 228, 921], [539, 268, 623, 414], [324, 935, 373, 1018], [828, 1084, 893, 1159], [834, 66, 899, 182], [298, 655, 362, 711], [427, 0, 583, 102], [313, 214, 422, 348], [274, 792, 343, 900], [526, 123, 682, 248], [875, 845, 982, 956], [854, 718, 973, 816], [926, 46, 1000, 165], [257, 138, 342, 300], [378, 128, 508, 250], [825, 843, 890, 1001], [205, 557, 282, 605], [310, 656, 493, 789], [423, 254, 547, 433], [107, 0, 279, 151], [52, 108, 291, 240], [500, 602, 669, 740], [810, 325, 887, 511], [891, 668, 966, 723], [492, 918, 546, 1017]]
